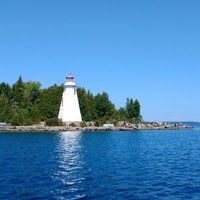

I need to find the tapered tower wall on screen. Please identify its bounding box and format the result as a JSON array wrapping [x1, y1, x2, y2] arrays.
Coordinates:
[[58, 74, 82, 123]]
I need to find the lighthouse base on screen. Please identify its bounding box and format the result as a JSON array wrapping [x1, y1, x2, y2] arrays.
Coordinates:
[[62, 121, 82, 127]]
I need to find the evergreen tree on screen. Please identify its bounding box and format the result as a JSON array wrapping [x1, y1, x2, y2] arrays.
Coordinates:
[[77, 87, 90, 121], [0, 93, 12, 122], [87, 91, 97, 120], [116, 107, 127, 121], [126, 98, 135, 119], [0, 82, 12, 99], [133, 99, 141, 120], [24, 81, 41, 107], [125, 98, 142, 121], [12, 76, 25, 108], [35, 85, 63, 119], [10, 109, 29, 126], [95, 92, 115, 119], [29, 106, 40, 124]]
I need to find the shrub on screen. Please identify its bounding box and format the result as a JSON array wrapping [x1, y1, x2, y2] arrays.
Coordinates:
[[94, 118, 106, 127], [80, 121, 87, 128], [46, 118, 63, 126], [69, 123, 76, 127]]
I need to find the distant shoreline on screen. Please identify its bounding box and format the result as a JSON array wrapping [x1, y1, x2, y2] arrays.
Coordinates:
[[0, 124, 192, 132]]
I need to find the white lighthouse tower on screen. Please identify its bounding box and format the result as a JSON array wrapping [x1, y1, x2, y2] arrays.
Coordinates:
[[58, 73, 82, 123]]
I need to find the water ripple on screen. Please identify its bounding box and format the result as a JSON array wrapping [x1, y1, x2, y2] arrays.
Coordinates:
[[1, 130, 200, 199]]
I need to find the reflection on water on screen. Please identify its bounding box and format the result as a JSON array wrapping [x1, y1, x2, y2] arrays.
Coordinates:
[[51, 132, 88, 199], [56, 131, 82, 163]]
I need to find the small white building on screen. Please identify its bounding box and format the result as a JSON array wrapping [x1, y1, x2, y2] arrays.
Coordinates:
[[0, 122, 7, 127], [103, 124, 114, 129], [58, 73, 82, 123]]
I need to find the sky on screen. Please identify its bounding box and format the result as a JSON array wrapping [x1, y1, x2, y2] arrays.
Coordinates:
[[0, 0, 200, 122]]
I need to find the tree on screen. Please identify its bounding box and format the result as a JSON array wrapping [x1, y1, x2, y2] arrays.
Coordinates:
[[77, 88, 98, 121], [24, 81, 41, 107], [95, 92, 115, 119], [29, 106, 40, 124], [116, 107, 127, 121], [126, 98, 135, 119], [35, 85, 63, 120], [0, 93, 12, 122], [133, 99, 141, 120], [0, 82, 12, 99], [12, 76, 25, 108], [10, 109, 31, 126], [125, 98, 142, 121], [77, 87, 90, 121], [86, 91, 97, 120]]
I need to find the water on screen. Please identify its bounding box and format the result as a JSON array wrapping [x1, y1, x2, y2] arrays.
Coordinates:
[[1, 126, 200, 199]]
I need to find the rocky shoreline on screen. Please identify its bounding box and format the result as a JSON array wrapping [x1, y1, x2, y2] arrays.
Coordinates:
[[0, 123, 193, 132]]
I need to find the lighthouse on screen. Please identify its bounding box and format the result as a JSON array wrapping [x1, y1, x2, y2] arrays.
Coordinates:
[[58, 73, 82, 123]]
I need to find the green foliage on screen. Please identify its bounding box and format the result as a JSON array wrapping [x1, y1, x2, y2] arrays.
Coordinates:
[[0, 93, 12, 122], [133, 99, 141, 120], [69, 123, 76, 127], [126, 98, 134, 119], [12, 76, 25, 108], [125, 98, 141, 121], [0, 82, 12, 99], [95, 92, 115, 119], [94, 118, 107, 127], [80, 121, 87, 128], [115, 107, 127, 121], [10, 112, 22, 126], [24, 81, 41, 106], [46, 118, 63, 126], [0, 76, 142, 126], [78, 90, 116, 123], [78, 88, 90, 121], [10, 109, 33, 126], [35, 84, 63, 120], [29, 106, 41, 124], [77, 88, 97, 121]]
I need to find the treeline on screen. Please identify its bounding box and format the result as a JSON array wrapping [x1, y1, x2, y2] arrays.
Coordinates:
[[78, 88, 142, 125], [0, 76, 142, 126]]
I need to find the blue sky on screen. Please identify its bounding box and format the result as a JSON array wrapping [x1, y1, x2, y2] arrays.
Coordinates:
[[0, 0, 200, 121]]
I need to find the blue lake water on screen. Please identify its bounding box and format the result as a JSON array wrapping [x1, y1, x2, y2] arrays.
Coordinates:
[[1, 125, 200, 199]]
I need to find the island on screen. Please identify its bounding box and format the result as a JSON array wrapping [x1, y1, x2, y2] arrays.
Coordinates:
[[0, 76, 193, 132]]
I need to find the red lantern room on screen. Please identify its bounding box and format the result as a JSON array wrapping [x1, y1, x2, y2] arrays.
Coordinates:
[[66, 72, 74, 81]]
